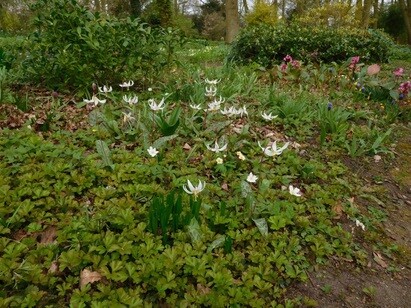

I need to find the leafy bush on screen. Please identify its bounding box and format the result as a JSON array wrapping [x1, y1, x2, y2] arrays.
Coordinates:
[[245, 2, 278, 26], [228, 23, 394, 66], [0, 36, 26, 70], [295, 3, 359, 28], [23, 0, 184, 91]]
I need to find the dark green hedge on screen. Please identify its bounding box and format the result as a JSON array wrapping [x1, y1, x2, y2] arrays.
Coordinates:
[[228, 23, 394, 66]]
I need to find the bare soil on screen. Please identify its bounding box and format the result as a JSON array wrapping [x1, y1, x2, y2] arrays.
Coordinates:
[[288, 125, 411, 307]]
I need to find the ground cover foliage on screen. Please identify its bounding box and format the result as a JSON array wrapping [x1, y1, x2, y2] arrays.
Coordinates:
[[1, 6, 411, 306]]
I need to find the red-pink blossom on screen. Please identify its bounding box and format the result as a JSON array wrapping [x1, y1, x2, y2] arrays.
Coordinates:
[[393, 67, 404, 77]]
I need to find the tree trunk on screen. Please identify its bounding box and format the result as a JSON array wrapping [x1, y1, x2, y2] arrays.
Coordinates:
[[242, 0, 249, 14], [129, 0, 142, 18], [399, 0, 411, 45], [361, 0, 372, 28], [373, 0, 379, 27], [225, 0, 239, 43], [281, 0, 286, 19], [355, 0, 362, 22]]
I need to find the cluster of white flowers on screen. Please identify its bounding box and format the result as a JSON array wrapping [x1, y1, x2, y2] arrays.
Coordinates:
[[86, 78, 303, 201], [220, 105, 248, 117]]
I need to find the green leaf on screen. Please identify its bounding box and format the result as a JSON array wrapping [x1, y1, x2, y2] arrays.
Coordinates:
[[95, 140, 114, 170], [252, 218, 268, 236], [187, 218, 201, 243], [152, 134, 178, 149], [207, 235, 226, 253]]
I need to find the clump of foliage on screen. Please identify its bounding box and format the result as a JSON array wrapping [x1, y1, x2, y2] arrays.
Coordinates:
[[295, 3, 359, 28], [23, 0, 184, 91], [245, 2, 278, 26], [228, 23, 394, 66]]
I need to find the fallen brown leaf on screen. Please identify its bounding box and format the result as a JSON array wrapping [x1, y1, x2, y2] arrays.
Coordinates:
[[40, 227, 57, 244], [332, 202, 343, 219], [373, 252, 388, 269], [221, 183, 229, 191], [183, 143, 192, 151], [80, 269, 102, 288], [197, 284, 211, 295]]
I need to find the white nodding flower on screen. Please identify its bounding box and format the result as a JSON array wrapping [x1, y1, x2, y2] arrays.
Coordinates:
[[258, 141, 289, 157], [247, 172, 258, 183], [206, 140, 228, 153], [189, 103, 202, 110], [148, 98, 165, 111], [119, 80, 134, 89], [205, 101, 221, 112], [261, 112, 278, 121], [123, 95, 138, 105], [220, 106, 235, 116], [122, 112, 135, 123], [84, 95, 106, 106], [205, 78, 220, 85], [183, 179, 206, 199], [98, 85, 112, 93], [355, 219, 366, 231], [237, 105, 248, 117], [212, 96, 225, 105], [147, 146, 159, 157], [205, 85, 217, 97], [289, 185, 302, 197]]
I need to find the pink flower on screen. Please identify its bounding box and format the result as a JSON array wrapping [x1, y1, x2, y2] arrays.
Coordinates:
[[393, 67, 404, 77], [283, 55, 293, 63], [349, 56, 360, 70], [351, 56, 360, 64], [291, 60, 300, 69], [280, 63, 288, 72], [398, 81, 411, 96]]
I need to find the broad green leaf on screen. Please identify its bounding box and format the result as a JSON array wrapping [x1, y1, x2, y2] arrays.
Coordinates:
[[207, 235, 226, 253], [187, 218, 201, 243], [252, 218, 268, 236], [96, 140, 114, 170]]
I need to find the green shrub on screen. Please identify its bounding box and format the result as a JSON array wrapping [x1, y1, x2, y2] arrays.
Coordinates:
[[228, 23, 394, 66], [23, 0, 184, 91], [0, 36, 26, 70]]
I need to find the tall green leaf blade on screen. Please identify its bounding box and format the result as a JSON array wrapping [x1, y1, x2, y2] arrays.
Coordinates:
[[96, 140, 114, 170]]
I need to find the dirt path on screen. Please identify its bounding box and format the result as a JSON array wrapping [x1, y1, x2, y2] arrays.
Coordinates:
[[288, 125, 411, 307]]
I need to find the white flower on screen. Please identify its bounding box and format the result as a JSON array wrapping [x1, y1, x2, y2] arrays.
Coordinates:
[[183, 179, 206, 199], [261, 112, 278, 121], [148, 98, 165, 111], [205, 100, 221, 112], [246, 172, 258, 183], [148, 87, 153, 92], [212, 96, 225, 105], [119, 80, 134, 89], [216, 157, 223, 164], [205, 78, 220, 85], [189, 103, 202, 110], [147, 146, 159, 157], [205, 85, 217, 97], [206, 140, 228, 153], [236, 151, 246, 160], [122, 112, 135, 123], [258, 141, 289, 157], [237, 105, 248, 117], [355, 219, 366, 231], [98, 85, 112, 93], [289, 185, 302, 197], [220, 106, 235, 116], [84, 95, 106, 106], [123, 95, 138, 105]]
